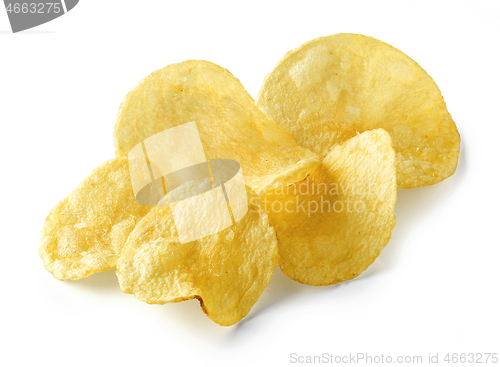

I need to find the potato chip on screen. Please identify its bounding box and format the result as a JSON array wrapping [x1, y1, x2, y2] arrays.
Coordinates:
[[257, 33, 460, 189], [113, 60, 319, 194], [117, 188, 278, 326], [260, 129, 397, 286], [39, 158, 151, 280]]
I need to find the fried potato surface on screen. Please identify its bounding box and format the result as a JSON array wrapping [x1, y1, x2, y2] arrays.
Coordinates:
[[117, 189, 278, 326], [261, 130, 397, 286], [39, 158, 151, 280], [114, 60, 319, 194], [257, 33, 460, 189]]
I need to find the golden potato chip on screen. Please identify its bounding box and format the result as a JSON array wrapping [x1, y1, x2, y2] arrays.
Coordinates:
[[260, 129, 397, 286], [257, 33, 460, 189], [39, 158, 151, 280], [117, 188, 278, 326], [113, 60, 319, 194]]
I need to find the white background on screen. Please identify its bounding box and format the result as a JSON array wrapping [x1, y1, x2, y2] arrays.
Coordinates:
[[1, 1, 499, 366]]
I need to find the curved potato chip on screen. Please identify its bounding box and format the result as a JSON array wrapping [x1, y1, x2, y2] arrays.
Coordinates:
[[113, 60, 319, 194], [39, 158, 151, 280], [257, 33, 460, 189], [260, 129, 397, 286], [117, 189, 278, 326]]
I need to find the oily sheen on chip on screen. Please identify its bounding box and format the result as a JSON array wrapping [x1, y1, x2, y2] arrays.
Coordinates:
[[117, 189, 278, 326], [257, 33, 460, 189], [114, 60, 319, 194], [39, 158, 151, 280], [261, 130, 397, 286]]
